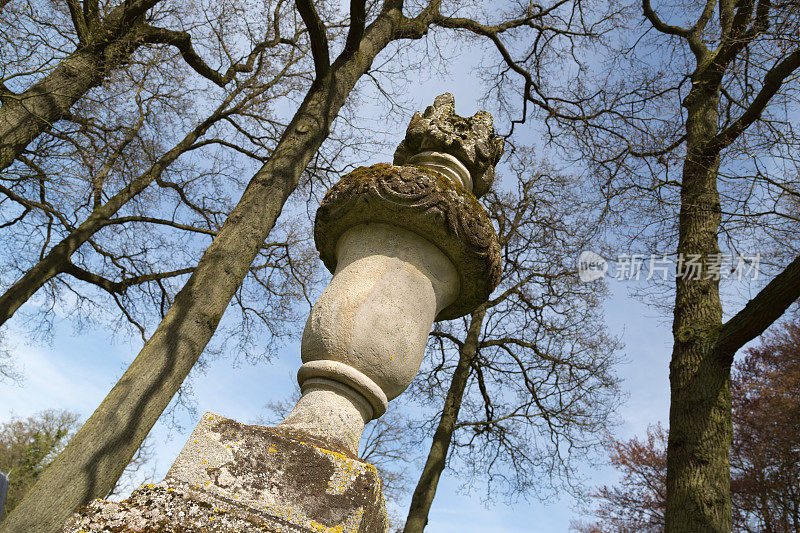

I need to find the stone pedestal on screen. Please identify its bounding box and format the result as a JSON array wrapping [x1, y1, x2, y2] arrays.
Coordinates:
[[63, 413, 387, 533]]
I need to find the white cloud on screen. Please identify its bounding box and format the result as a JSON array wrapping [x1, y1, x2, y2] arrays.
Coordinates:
[[0, 333, 113, 419]]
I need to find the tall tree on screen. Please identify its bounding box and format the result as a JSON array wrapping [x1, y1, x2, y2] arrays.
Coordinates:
[[445, 0, 800, 528], [404, 159, 621, 532], [1, 0, 318, 375], [2, 2, 600, 532], [574, 314, 800, 532]]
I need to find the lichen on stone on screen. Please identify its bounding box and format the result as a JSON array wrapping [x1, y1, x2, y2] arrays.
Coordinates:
[[64, 416, 389, 533], [393, 93, 505, 198]]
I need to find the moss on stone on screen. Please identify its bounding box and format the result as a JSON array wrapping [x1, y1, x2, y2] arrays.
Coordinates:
[[315, 163, 501, 321]]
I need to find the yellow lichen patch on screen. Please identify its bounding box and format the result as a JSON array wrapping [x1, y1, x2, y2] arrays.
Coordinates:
[[306, 508, 364, 533], [308, 446, 372, 497]]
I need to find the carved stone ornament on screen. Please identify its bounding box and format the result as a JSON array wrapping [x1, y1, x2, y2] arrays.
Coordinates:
[[393, 93, 505, 198], [314, 163, 502, 321]]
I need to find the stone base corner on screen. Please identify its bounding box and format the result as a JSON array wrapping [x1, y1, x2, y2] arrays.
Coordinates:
[[63, 412, 388, 533]]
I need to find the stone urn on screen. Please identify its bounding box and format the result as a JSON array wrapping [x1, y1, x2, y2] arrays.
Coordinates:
[[280, 93, 504, 454]]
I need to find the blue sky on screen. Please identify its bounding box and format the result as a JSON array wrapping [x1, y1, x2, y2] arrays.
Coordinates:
[[0, 278, 674, 532]]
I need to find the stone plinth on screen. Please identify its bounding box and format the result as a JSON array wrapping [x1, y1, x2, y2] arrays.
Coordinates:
[[63, 413, 387, 533]]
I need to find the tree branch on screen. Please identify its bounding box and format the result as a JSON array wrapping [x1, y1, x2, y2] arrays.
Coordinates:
[[142, 25, 291, 87], [104, 216, 218, 236], [642, 0, 691, 37], [710, 47, 800, 152], [343, 0, 367, 54], [714, 255, 800, 359], [429, 12, 586, 125], [295, 0, 330, 79], [62, 261, 194, 294], [66, 0, 91, 44], [706, 0, 768, 74], [83, 0, 99, 27], [429, 329, 464, 348], [142, 26, 231, 87], [689, 0, 717, 37]]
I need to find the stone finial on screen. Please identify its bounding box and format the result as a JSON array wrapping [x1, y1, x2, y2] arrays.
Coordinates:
[[393, 93, 505, 198], [299, 97, 504, 452]]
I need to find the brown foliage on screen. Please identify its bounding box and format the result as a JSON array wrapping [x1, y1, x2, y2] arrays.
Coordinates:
[[572, 425, 667, 533], [731, 318, 800, 532]]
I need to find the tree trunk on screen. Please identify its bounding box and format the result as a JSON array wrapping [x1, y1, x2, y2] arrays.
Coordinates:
[[0, 1, 154, 173], [0, 103, 226, 327], [0, 9, 405, 533], [665, 77, 731, 532], [404, 306, 486, 533]]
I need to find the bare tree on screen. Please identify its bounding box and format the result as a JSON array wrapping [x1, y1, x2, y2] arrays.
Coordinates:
[[438, 0, 800, 528], [0, 0, 280, 173], [404, 158, 622, 532], [0, 0, 317, 353]]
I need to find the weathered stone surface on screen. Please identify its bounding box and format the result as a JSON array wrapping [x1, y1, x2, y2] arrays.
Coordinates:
[[297, 222, 459, 422], [64, 480, 291, 532], [393, 93, 504, 198], [314, 163, 502, 321], [64, 413, 387, 533]]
